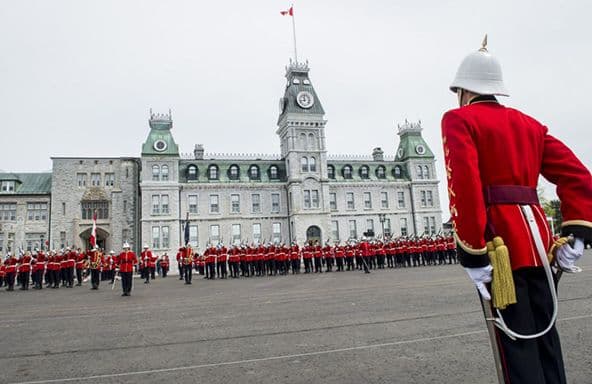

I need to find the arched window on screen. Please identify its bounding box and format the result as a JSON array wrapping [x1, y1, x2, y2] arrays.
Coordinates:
[[417, 165, 424, 179], [342, 165, 353, 179], [309, 157, 317, 172], [208, 165, 219, 180], [187, 165, 198, 181], [359, 165, 369, 179], [152, 165, 160, 181], [301, 157, 309, 172], [269, 165, 278, 179], [423, 165, 430, 179], [308, 133, 315, 150], [228, 165, 240, 180], [393, 166, 402, 178], [161, 165, 169, 181], [376, 166, 386, 179], [249, 165, 260, 180], [300, 133, 307, 148], [327, 165, 335, 179]]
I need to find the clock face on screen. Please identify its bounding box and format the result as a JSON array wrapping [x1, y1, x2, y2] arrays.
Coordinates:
[[296, 91, 314, 109], [397, 147, 404, 158], [415, 144, 426, 155], [154, 139, 167, 152]]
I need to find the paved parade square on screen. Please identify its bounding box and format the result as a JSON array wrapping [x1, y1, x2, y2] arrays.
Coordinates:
[[1, 254, 591, 384]]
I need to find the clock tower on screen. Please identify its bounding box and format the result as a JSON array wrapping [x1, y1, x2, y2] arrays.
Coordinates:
[[276, 61, 331, 244]]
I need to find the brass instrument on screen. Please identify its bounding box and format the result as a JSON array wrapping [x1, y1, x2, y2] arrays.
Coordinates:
[[90, 251, 102, 269]]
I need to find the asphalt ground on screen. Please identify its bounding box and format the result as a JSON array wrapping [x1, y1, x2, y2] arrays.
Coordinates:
[[1, 253, 591, 384]]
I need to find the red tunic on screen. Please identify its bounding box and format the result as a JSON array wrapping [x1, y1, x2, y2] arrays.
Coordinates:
[[118, 251, 137, 273], [442, 99, 592, 269]]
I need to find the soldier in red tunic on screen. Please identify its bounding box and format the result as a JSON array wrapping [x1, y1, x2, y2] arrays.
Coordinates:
[[118, 242, 137, 296], [4, 253, 17, 291], [160, 253, 170, 278], [443, 37, 591, 384]]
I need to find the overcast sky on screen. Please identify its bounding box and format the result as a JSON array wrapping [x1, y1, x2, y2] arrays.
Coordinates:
[[1, 0, 590, 220]]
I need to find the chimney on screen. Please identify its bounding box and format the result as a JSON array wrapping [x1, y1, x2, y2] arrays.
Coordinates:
[[372, 147, 384, 161], [194, 144, 204, 160]]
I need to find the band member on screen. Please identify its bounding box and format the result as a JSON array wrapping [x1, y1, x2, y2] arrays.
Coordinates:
[[160, 253, 170, 278], [182, 244, 193, 284], [4, 253, 17, 291], [323, 241, 334, 272], [118, 242, 137, 296], [88, 246, 103, 290], [75, 250, 87, 286], [443, 37, 591, 383], [32, 249, 46, 289], [142, 245, 156, 284], [217, 243, 228, 279]]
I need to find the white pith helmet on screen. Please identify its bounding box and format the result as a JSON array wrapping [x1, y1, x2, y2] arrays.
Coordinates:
[[450, 35, 509, 96]]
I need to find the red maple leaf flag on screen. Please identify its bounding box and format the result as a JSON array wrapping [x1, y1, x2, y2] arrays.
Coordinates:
[[280, 6, 293, 16], [90, 211, 97, 248]]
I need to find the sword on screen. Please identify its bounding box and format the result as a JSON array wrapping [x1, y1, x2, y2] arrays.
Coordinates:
[[479, 292, 506, 384]]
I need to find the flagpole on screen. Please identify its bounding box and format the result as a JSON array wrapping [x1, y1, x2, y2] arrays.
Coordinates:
[[291, 4, 298, 63]]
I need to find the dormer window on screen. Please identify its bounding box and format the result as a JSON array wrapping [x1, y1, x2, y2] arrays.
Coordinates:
[[187, 165, 198, 181], [303, 79, 311, 85], [359, 165, 369, 179], [208, 165, 219, 180], [393, 166, 402, 178], [228, 165, 240, 180], [249, 165, 260, 180], [292, 78, 301, 84], [342, 165, 353, 179], [269, 165, 278, 179], [376, 166, 386, 179], [1, 181, 16, 192], [327, 165, 335, 179]]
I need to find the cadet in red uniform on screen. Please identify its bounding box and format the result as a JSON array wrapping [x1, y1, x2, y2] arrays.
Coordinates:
[[17, 251, 32, 290], [88, 247, 103, 290], [75, 250, 87, 286], [217, 244, 228, 279], [118, 242, 137, 296], [4, 253, 17, 291], [323, 242, 333, 272], [289, 242, 300, 274], [443, 37, 592, 384], [160, 253, 170, 278]]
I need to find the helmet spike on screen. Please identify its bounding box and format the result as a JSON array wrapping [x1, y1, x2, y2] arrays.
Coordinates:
[[480, 34, 488, 52]]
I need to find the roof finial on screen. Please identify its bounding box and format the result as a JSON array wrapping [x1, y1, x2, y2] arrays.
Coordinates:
[[480, 34, 488, 52]]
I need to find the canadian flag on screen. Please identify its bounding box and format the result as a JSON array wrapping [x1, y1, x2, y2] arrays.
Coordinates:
[[280, 6, 293, 16], [89, 211, 97, 248]]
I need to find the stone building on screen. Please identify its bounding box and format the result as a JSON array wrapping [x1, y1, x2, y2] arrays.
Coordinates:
[[139, 61, 442, 274], [0, 172, 52, 254], [49, 157, 141, 253]]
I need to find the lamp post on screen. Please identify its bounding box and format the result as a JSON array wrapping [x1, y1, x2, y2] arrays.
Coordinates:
[[378, 213, 386, 238]]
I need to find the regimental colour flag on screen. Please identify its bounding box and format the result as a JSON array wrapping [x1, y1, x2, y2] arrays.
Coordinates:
[[90, 211, 97, 248]]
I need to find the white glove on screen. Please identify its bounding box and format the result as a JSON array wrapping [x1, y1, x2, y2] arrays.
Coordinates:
[[465, 264, 493, 301], [556, 238, 584, 273]]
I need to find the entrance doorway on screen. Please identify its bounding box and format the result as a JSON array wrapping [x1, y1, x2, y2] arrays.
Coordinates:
[[306, 226, 321, 245], [79, 227, 110, 251]]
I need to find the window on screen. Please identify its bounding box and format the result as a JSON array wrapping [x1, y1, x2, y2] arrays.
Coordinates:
[[90, 173, 101, 186], [152, 226, 160, 249], [380, 192, 389, 209], [81, 201, 109, 219], [427, 191, 434, 207], [187, 165, 198, 180], [420, 191, 427, 207], [105, 173, 115, 187], [161, 194, 169, 214], [188, 195, 198, 213], [123, 200, 127, 214], [25, 233, 44, 252], [0, 203, 16, 221], [331, 221, 340, 241], [189, 225, 198, 247], [376, 166, 386, 179], [249, 165, 260, 180], [208, 165, 218, 180], [346, 192, 355, 210], [272, 223, 281, 244], [424, 166, 430, 179], [152, 165, 160, 181], [303, 190, 311, 209], [384, 218, 391, 236], [210, 194, 219, 213], [417, 165, 425, 179], [269, 165, 278, 179], [60, 231, 66, 249], [62, 202, 66, 215], [349, 220, 357, 239], [253, 223, 261, 243], [308, 133, 315, 150], [251, 194, 261, 213], [360, 166, 369, 179], [327, 165, 335, 179], [152, 195, 160, 215], [1, 181, 15, 192], [343, 165, 353, 179], [400, 218, 408, 236], [329, 192, 337, 210], [423, 217, 430, 234], [162, 226, 170, 248], [210, 225, 220, 243], [364, 192, 372, 209], [393, 166, 402, 178], [310, 190, 319, 208], [300, 133, 307, 148], [366, 219, 374, 232], [231, 194, 240, 213], [429, 217, 437, 234], [27, 203, 48, 221], [232, 224, 241, 245], [301, 157, 309, 172], [397, 191, 405, 208], [228, 165, 240, 180], [309, 157, 316, 172], [271, 193, 280, 213], [0, 234, 3, 252], [161, 165, 169, 181], [77, 173, 87, 187]]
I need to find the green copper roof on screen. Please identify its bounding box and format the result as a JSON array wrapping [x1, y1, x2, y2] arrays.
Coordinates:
[[179, 160, 287, 183], [0, 172, 52, 195], [395, 121, 434, 161], [141, 112, 179, 157], [278, 62, 325, 123]]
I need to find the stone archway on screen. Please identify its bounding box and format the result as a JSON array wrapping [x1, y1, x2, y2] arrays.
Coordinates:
[[306, 225, 321, 246], [79, 227, 110, 251]]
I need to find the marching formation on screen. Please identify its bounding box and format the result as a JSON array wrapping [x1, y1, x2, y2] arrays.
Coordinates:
[[1, 236, 457, 291]]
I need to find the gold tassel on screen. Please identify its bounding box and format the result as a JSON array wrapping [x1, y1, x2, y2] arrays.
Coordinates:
[[488, 236, 517, 310], [548, 236, 569, 263]]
